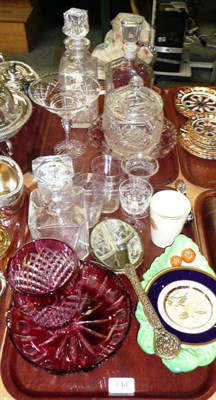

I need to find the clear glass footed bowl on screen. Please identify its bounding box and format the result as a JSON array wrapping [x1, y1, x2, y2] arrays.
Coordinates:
[[102, 76, 164, 158]]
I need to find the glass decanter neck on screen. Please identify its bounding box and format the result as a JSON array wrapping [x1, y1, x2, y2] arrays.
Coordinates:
[[64, 37, 90, 52], [123, 43, 138, 60]]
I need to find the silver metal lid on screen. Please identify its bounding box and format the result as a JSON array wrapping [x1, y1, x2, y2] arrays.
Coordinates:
[[0, 60, 38, 93], [0, 84, 32, 142]]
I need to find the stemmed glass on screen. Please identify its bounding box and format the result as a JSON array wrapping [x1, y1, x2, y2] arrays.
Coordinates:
[[121, 153, 159, 181], [119, 177, 153, 233], [28, 72, 100, 157]]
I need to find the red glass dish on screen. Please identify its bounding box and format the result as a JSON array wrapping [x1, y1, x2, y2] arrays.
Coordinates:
[[7, 260, 131, 374], [7, 239, 80, 329], [7, 238, 79, 295]]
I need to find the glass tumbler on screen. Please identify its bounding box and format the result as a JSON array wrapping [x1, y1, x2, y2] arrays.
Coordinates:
[[91, 154, 124, 213], [73, 173, 105, 228], [28, 185, 89, 260]]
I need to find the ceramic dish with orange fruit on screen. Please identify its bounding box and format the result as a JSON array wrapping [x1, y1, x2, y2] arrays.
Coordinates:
[[135, 234, 216, 373]]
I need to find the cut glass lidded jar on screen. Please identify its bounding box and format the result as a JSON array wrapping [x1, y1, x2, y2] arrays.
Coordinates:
[[102, 76, 164, 158]]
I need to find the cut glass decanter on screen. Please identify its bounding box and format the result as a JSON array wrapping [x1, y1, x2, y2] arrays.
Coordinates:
[[59, 7, 98, 127], [105, 16, 154, 94]]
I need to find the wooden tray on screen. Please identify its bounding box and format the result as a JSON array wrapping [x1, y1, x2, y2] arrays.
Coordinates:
[[150, 148, 179, 187], [195, 189, 216, 269], [1, 211, 215, 400], [177, 145, 216, 189], [166, 86, 216, 189]]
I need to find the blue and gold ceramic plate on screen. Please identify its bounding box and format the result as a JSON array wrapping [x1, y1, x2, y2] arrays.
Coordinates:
[[146, 267, 216, 344]]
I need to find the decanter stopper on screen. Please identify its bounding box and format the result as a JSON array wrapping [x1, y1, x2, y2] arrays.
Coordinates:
[[62, 8, 89, 40], [32, 155, 74, 193], [121, 16, 143, 59]]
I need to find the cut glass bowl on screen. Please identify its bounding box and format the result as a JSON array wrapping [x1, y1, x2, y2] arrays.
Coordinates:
[[7, 257, 131, 374]]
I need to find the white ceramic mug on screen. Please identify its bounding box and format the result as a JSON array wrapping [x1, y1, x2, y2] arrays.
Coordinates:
[[150, 190, 191, 248]]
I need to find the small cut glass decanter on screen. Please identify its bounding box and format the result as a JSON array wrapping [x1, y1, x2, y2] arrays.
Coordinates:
[[28, 155, 89, 260], [105, 16, 154, 94]]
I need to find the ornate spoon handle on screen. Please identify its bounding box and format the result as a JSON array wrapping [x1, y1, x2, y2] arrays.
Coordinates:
[[124, 264, 181, 360]]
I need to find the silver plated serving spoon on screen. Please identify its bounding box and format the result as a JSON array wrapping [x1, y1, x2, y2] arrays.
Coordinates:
[[123, 263, 181, 359]]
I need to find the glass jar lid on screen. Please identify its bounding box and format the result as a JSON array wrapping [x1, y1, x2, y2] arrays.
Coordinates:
[[104, 76, 163, 123]]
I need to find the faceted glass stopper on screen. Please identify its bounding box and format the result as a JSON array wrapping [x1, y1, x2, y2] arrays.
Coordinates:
[[121, 16, 143, 44], [32, 154, 74, 190], [62, 7, 89, 40]]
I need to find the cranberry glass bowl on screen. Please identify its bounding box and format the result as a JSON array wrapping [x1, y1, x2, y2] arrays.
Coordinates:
[[7, 239, 80, 329], [7, 239, 79, 295], [7, 257, 131, 374]]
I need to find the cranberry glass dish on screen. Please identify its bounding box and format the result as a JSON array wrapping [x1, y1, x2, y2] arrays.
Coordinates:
[[7, 244, 131, 374]]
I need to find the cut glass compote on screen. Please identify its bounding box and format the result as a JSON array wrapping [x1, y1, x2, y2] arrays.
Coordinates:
[[28, 72, 100, 157]]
